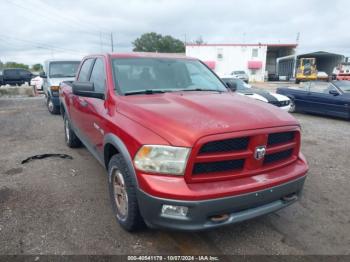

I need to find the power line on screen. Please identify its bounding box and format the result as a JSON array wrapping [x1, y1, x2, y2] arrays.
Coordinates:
[[4, 0, 107, 40], [0, 35, 86, 55], [33, 0, 109, 34], [4, 0, 112, 52]]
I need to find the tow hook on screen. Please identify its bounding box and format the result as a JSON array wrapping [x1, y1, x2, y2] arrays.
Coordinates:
[[282, 193, 298, 202], [210, 214, 230, 223]]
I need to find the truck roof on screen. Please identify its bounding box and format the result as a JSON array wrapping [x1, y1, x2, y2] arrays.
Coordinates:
[[44, 59, 81, 63], [90, 52, 195, 60]]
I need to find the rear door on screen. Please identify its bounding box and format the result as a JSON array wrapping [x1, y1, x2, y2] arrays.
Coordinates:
[[19, 69, 32, 83]]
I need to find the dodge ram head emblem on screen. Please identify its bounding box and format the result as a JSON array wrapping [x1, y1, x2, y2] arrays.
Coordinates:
[[254, 146, 266, 160]]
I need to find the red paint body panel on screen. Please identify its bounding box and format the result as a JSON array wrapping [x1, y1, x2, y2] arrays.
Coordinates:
[[117, 92, 298, 147], [137, 157, 308, 201], [60, 53, 308, 201]]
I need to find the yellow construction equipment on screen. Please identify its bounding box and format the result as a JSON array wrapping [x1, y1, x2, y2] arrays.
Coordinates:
[[295, 58, 317, 83]]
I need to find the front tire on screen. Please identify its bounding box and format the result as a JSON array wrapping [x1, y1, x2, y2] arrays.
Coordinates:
[[64, 114, 82, 148], [108, 154, 144, 231], [47, 96, 60, 114]]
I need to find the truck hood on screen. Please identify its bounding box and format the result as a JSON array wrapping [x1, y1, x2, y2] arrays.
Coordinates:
[[48, 77, 75, 86], [118, 92, 299, 146]]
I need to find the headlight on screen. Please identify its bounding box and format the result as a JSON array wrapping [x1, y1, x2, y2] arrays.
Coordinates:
[[282, 100, 290, 106], [134, 145, 190, 175]]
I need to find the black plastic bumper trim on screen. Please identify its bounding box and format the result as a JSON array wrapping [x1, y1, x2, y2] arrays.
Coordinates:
[[136, 176, 306, 231]]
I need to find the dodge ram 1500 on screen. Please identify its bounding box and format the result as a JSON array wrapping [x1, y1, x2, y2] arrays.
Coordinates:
[[59, 53, 308, 231]]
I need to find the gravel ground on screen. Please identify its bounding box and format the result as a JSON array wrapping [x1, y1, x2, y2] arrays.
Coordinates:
[[0, 96, 349, 255]]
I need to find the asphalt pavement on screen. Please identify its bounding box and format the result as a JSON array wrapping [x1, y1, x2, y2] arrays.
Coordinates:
[[0, 97, 349, 255]]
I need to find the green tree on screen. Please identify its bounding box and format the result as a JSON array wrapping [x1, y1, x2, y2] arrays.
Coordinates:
[[132, 32, 185, 53], [0, 60, 3, 70], [31, 63, 43, 72], [4, 62, 29, 69]]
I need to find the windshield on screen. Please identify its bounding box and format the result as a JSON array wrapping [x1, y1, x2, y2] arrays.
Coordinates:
[[112, 58, 227, 95], [336, 81, 350, 93], [49, 61, 80, 78]]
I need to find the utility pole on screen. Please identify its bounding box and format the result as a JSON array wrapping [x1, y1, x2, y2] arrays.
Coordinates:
[[110, 32, 114, 52], [292, 32, 300, 79]]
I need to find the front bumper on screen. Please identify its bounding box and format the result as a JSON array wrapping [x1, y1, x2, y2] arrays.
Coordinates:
[[337, 75, 350, 80], [297, 76, 317, 81], [137, 176, 306, 231], [280, 104, 291, 112], [50, 95, 60, 106]]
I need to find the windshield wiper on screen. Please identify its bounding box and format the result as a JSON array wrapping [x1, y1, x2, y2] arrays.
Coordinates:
[[179, 88, 223, 93], [50, 74, 75, 78], [124, 89, 167, 96]]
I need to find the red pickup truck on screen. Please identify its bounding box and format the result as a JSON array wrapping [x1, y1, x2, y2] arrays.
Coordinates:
[[59, 53, 308, 231]]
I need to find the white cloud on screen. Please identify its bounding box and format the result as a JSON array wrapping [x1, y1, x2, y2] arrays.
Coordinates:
[[0, 0, 349, 65]]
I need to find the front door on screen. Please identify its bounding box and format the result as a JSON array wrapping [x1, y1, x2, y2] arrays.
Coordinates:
[[80, 58, 108, 155], [307, 82, 348, 118], [70, 58, 95, 140]]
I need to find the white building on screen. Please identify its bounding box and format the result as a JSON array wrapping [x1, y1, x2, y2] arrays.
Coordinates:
[[186, 43, 296, 82]]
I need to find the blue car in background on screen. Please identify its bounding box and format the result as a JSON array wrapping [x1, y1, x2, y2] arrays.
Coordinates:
[[276, 81, 350, 119]]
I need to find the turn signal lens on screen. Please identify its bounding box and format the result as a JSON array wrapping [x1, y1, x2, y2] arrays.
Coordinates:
[[50, 86, 60, 91]]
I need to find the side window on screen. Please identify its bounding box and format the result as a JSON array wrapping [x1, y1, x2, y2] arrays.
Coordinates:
[[89, 58, 106, 93], [252, 48, 258, 58], [217, 48, 223, 60], [309, 82, 334, 93], [19, 70, 31, 77], [78, 59, 94, 81], [186, 63, 217, 87], [323, 85, 338, 94]]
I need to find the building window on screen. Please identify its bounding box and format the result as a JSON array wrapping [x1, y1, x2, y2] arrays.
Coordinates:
[[217, 48, 223, 60], [252, 48, 258, 58]]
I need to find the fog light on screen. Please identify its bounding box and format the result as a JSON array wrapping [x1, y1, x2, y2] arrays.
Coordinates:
[[161, 205, 188, 218]]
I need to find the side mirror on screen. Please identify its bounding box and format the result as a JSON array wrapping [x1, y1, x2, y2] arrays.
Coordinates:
[[39, 71, 47, 78], [226, 81, 237, 92], [329, 89, 339, 96], [72, 81, 104, 99]]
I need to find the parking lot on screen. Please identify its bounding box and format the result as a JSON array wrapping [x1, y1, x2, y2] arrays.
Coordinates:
[[0, 95, 349, 255]]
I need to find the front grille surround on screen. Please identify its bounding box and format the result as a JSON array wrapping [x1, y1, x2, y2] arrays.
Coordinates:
[[187, 128, 299, 180]]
